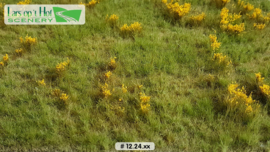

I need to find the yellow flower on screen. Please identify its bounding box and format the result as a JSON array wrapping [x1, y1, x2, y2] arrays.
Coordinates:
[[138, 85, 143, 89], [211, 41, 221, 51], [121, 22, 142, 34], [255, 72, 264, 83], [3, 54, 8, 62], [165, 2, 191, 19], [254, 23, 266, 30], [228, 83, 239, 94], [190, 12, 206, 23], [122, 84, 128, 93], [106, 14, 119, 26], [56, 58, 70, 74], [245, 105, 252, 113], [213, 53, 232, 66], [101, 83, 112, 98], [20, 35, 37, 46], [259, 84, 270, 96], [109, 57, 116, 68], [103, 89, 111, 98], [209, 34, 217, 43], [105, 71, 112, 79], [60, 93, 69, 101], [140, 93, 151, 103], [37, 79, 46, 86], [209, 34, 221, 51], [86, 0, 98, 7], [15, 48, 23, 54], [0, 62, 4, 67]]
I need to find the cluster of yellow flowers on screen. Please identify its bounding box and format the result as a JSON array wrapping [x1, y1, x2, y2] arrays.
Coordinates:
[[106, 14, 119, 27], [139, 92, 151, 113], [37, 79, 46, 86], [245, 6, 270, 24], [212, 53, 232, 66], [162, 0, 191, 20], [254, 23, 266, 30], [220, 7, 244, 34], [209, 34, 221, 51], [15, 48, 23, 55], [260, 85, 270, 96], [0, 54, 8, 68], [122, 84, 127, 93], [80, 0, 100, 7], [189, 13, 206, 24], [256, 73, 270, 97], [227, 83, 257, 114], [238, 0, 254, 13], [56, 58, 70, 75], [104, 71, 112, 79], [0, 61, 4, 68], [3, 54, 8, 62], [101, 83, 112, 98], [248, 8, 262, 20], [256, 72, 264, 83], [225, 23, 245, 33], [120, 22, 142, 35], [17, 0, 31, 4], [108, 57, 117, 69], [60, 93, 69, 103], [52, 89, 69, 104], [20, 35, 37, 47]]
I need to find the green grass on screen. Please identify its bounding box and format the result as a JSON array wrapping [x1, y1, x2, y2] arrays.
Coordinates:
[[1, 0, 270, 151]]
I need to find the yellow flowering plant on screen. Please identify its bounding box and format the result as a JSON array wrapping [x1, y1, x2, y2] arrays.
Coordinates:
[[237, 0, 254, 14], [0, 61, 4, 70], [122, 84, 128, 93], [20, 35, 37, 51], [120, 22, 142, 37], [209, 52, 232, 74], [3, 54, 8, 63], [225, 83, 260, 120], [80, 0, 100, 8], [209, 34, 221, 51], [255, 72, 264, 83], [55, 58, 70, 76], [15, 48, 23, 56], [220, 7, 245, 34], [37, 79, 46, 86], [101, 83, 112, 98], [104, 71, 112, 79], [139, 92, 151, 113], [60, 93, 69, 102], [254, 23, 266, 30], [108, 57, 117, 70], [189, 12, 206, 25], [106, 14, 119, 27], [162, 0, 191, 20]]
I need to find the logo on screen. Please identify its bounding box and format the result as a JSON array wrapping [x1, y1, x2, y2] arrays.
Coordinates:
[[4, 5, 85, 25], [53, 7, 82, 22]]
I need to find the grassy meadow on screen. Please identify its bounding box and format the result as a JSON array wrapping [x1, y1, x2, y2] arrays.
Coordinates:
[[1, 0, 270, 151]]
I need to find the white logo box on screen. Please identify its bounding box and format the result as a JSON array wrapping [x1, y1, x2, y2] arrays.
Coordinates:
[[4, 5, 85, 25]]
